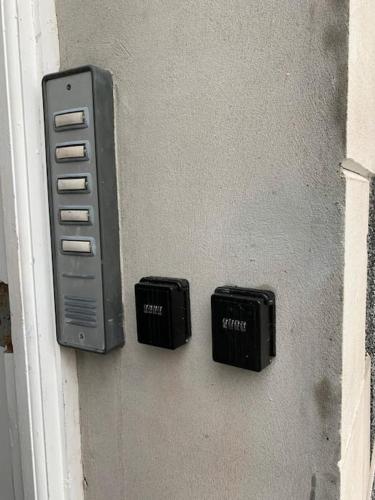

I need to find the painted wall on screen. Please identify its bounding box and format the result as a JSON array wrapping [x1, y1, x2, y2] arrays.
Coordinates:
[[0, 191, 12, 499], [55, 1, 349, 499], [0, 353, 15, 500]]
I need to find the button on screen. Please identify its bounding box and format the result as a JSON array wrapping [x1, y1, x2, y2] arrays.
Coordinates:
[[54, 110, 86, 129], [60, 209, 90, 223], [57, 177, 87, 192], [62, 239, 92, 254], [55, 144, 88, 161]]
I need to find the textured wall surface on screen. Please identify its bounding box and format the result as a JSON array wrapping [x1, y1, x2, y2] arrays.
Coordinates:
[[55, 1, 349, 499], [0, 353, 14, 500]]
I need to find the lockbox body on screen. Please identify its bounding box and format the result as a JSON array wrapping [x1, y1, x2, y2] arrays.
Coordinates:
[[211, 286, 275, 372], [135, 277, 191, 349]]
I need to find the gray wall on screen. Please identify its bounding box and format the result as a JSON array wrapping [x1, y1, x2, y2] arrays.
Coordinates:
[[0, 353, 14, 500], [56, 1, 349, 499]]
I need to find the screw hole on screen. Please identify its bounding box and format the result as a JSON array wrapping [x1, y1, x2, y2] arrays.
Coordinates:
[[66, 83, 71, 90]]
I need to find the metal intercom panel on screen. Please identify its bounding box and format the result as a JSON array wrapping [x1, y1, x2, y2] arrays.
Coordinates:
[[43, 66, 124, 353]]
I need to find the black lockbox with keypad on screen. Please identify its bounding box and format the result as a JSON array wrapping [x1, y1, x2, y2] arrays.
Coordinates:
[[135, 277, 191, 349], [211, 286, 276, 372]]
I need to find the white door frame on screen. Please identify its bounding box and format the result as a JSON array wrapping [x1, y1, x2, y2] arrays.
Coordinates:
[[0, 0, 83, 498]]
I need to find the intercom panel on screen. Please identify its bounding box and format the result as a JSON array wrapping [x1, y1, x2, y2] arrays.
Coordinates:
[[43, 66, 124, 353]]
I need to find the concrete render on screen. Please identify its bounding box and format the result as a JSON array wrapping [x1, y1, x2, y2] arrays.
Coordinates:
[[56, 1, 349, 499]]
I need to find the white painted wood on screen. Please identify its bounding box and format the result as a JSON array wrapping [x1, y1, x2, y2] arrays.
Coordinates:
[[347, 0, 375, 492], [341, 169, 369, 452], [0, 0, 84, 498], [341, 356, 371, 500], [340, 168, 371, 499], [0, 184, 8, 283], [347, 0, 375, 173]]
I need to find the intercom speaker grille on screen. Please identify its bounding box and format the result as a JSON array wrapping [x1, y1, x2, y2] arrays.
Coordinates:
[[64, 295, 97, 328]]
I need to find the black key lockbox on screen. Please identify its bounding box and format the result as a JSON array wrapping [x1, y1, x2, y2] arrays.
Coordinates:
[[135, 277, 191, 349], [211, 286, 276, 372]]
